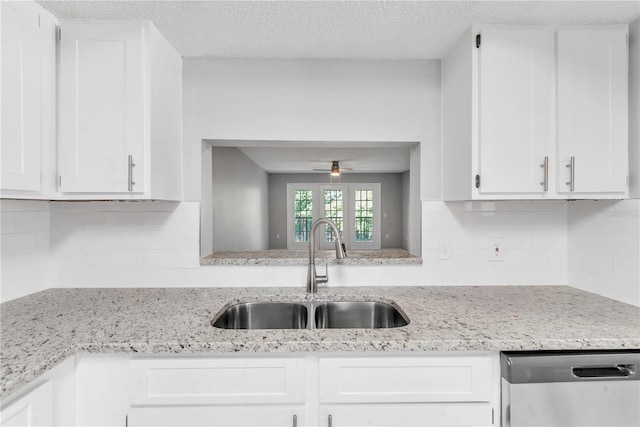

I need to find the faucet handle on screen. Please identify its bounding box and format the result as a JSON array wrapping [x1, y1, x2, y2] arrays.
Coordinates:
[[316, 264, 329, 284]]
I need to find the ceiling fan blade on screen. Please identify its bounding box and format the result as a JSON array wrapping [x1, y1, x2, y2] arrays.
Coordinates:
[[312, 168, 331, 171]]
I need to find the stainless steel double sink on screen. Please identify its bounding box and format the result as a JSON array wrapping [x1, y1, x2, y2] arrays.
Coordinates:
[[212, 301, 409, 330]]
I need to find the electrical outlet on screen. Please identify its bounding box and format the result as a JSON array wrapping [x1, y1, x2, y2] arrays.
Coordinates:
[[489, 238, 505, 262], [438, 239, 452, 260]]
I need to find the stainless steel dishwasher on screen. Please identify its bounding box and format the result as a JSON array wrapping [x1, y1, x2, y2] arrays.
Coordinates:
[[501, 351, 640, 426]]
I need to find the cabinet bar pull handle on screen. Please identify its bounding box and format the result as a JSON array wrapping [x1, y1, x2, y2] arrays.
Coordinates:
[[565, 156, 575, 192], [128, 155, 136, 192], [540, 156, 549, 191], [328, 414, 332, 427], [292, 414, 297, 427]]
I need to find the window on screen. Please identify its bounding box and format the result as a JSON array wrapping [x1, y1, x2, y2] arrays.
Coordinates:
[[293, 189, 313, 243], [286, 183, 380, 250]]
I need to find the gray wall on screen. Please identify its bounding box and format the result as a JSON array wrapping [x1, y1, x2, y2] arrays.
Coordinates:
[[630, 18, 640, 198], [402, 170, 410, 251], [211, 147, 269, 251], [268, 173, 405, 249]]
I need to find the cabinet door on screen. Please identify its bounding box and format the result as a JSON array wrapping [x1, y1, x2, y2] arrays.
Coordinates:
[[0, 381, 53, 427], [1, 1, 41, 191], [58, 21, 145, 193], [478, 28, 554, 194], [320, 403, 493, 427], [557, 28, 628, 194], [128, 405, 304, 427]]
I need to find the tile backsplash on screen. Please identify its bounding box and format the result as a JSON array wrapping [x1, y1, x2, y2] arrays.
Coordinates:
[[1, 198, 637, 306], [568, 199, 640, 306], [0, 200, 51, 302]]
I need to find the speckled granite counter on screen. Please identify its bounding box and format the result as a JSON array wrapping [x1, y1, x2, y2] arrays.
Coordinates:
[[1, 286, 639, 398], [201, 249, 421, 265]]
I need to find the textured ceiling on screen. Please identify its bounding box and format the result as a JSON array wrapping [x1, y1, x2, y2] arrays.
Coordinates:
[[38, 1, 640, 59], [238, 147, 411, 173]]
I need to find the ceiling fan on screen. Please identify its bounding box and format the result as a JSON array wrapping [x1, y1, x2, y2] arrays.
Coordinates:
[[312, 161, 353, 176]]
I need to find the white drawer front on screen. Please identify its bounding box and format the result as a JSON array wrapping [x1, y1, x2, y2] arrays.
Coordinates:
[[128, 405, 305, 427], [129, 357, 305, 405], [319, 403, 493, 427], [319, 356, 492, 403]]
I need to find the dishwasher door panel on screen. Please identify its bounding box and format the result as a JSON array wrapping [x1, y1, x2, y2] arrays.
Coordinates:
[[506, 379, 640, 426]]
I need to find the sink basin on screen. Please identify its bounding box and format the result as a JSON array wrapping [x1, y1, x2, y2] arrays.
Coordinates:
[[212, 302, 308, 329], [212, 300, 409, 329], [314, 301, 408, 329]]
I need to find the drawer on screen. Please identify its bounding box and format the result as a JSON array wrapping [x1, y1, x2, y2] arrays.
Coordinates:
[[319, 403, 493, 427], [319, 356, 492, 403], [128, 357, 305, 405], [128, 405, 305, 427]]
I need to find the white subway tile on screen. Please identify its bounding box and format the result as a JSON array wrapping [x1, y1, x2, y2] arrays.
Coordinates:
[[569, 250, 614, 276], [143, 250, 200, 269], [458, 211, 514, 230], [0, 199, 49, 212], [50, 212, 85, 230], [1, 212, 16, 234], [613, 256, 640, 282], [84, 212, 143, 229], [14, 212, 50, 233], [1, 232, 38, 257]]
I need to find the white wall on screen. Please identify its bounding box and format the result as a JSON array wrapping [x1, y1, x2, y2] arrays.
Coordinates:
[[0, 200, 51, 301], [211, 147, 269, 251], [567, 200, 639, 306], [182, 59, 441, 202]]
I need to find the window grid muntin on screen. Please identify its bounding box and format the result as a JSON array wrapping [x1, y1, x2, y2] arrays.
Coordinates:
[[293, 189, 313, 242], [354, 189, 374, 242], [324, 189, 343, 242]]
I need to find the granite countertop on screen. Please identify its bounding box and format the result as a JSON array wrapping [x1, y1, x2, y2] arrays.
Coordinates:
[[201, 249, 422, 266], [1, 285, 639, 398]]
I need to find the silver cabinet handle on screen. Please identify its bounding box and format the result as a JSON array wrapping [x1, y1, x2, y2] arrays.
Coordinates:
[[293, 414, 297, 427], [128, 155, 136, 192], [565, 156, 575, 192], [328, 414, 332, 427], [540, 156, 549, 191]]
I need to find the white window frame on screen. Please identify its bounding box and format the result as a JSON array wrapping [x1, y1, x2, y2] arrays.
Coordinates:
[[286, 183, 381, 250], [286, 184, 319, 250], [348, 183, 381, 250]]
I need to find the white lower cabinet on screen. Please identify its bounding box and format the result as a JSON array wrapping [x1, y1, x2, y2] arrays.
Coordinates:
[[0, 381, 52, 427], [0, 357, 75, 427], [128, 406, 305, 427], [317, 355, 495, 427], [124, 354, 497, 427], [319, 403, 493, 427]]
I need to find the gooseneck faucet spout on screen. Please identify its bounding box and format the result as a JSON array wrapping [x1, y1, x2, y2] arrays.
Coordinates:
[[307, 218, 347, 293]]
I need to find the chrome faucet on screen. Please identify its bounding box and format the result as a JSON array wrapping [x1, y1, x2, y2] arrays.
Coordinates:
[[307, 218, 347, 293]]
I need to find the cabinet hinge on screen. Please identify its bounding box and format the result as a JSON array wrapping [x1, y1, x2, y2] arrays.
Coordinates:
[[476, 34, 481, 48], [475, 174, 480, 188], [57, 27, 61, 41]]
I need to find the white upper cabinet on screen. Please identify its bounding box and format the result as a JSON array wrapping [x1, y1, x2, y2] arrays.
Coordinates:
[[478, 28, 554, 195], [1, 1, 42, 192], [443, 25, 629, 200], [58, 21, 145, 194], [556, 28, 629, 195], [58, 20, 182, 200]]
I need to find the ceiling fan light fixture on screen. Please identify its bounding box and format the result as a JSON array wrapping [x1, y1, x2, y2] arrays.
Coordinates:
[[330, 161, 341, 176]]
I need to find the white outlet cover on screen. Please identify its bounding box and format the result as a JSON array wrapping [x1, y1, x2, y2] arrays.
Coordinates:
[[489, 238, 505, 262], [438, 239, 452, 260]]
